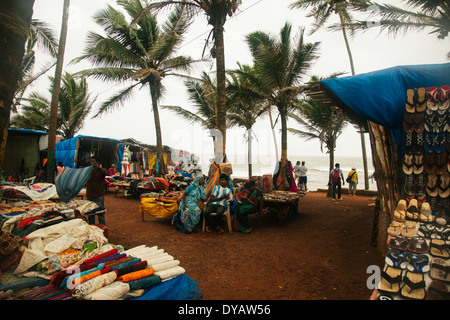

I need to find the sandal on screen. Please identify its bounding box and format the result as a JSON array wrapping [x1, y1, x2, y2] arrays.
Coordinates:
[[430, 239, 449, 258], [385, 248, 410, 269], [402, 151, 414, 175], [416, 87, 427, 112], [405, 88, 416, 113], [407, 254, 430, 273], [388, 235, 408, 251], [419, 202, 434, 223], [406, 199, 419, 220], [378, 266, 403, 293], [439, 172, 449, 198], [426, 173, 439, 197], [439, 85, 449, 110], [427, 86, 439, 111], [418, 223, 435, 238], [413, 149, 424, 174], [388, 220, 404, 236], [430, 258, 450, 282], [401, 271, 427, 300], [407, 236, 429, 254], [402, 221, 417, 237], [393, 200, 407, 221], [427, 280, 450, 300]]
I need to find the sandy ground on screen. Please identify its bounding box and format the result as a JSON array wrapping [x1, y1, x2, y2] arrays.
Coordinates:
[[103, 189, 384, 300]]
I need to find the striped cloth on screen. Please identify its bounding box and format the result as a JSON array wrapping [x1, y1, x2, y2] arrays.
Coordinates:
[[55, 165, 94, 203], [210, 185, 232, 207]]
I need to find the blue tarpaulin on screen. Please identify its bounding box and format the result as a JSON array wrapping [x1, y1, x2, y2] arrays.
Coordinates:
[[320, 63, 450, 152]]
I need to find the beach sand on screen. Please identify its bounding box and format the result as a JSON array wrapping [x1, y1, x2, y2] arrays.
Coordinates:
[[104, 189, 384, 300]]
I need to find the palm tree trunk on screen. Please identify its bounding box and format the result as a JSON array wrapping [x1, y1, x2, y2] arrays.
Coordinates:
[[247, 128, 252, 179], [47, 0, 70, 183], [268, 108, 279, 162], [338, 10, 370, 191], [149, 84, 164, 177], [367, 121, 400, 254], [0, 0, 35, 171], [214, 20, 227, 161], [279, 106, 288, 161]]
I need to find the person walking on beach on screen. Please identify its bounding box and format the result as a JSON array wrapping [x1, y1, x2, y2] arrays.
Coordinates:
[[86, 156, 108, 225], [298, 161, 308, 191], [347, 167, 358, 197], [329, 163, 345, 200]]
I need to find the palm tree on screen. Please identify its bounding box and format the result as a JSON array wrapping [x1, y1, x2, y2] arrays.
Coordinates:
[[290, 0, 371, 190], [245, 23, 320, 164], [0, 0, 35, 171], [136, 0, 242, 160], [288, 98, 347, 183], [226, 63, 269, 178], [12, 19, 58, 113], [348, 0, 450, 58], [10, 73, 94, 139], [73, 0, 197, 176], [47, 0, 70, 183]]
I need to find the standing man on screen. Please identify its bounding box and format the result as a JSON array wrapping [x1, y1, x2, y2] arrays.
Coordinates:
[[298, 161, 308, 191], [86, 156, 108, 225], [347, 167, 359, 197], [293, 161, 300, 186], [329, 163, 345, 201]]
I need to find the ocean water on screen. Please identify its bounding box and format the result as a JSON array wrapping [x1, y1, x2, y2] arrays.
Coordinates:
[[199, 154, 377, 192]]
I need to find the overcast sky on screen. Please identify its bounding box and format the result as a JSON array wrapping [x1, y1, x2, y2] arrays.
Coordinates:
[[30, 0, 449, 165]]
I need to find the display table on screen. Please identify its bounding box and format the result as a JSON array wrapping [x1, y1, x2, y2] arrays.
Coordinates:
[[263, 190, 305, 219]]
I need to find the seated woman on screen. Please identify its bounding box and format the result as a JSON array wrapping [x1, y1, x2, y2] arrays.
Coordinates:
[[234, 181, 264, 233], [173, 175, 206, 234]]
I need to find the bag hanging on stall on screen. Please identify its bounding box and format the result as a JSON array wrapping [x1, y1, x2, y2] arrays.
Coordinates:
[[219, 163, 233, 176]]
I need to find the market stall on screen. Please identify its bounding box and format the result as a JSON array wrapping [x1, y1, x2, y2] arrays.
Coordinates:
[[312, 63, 450, 300], [263, 190, 305, 219]]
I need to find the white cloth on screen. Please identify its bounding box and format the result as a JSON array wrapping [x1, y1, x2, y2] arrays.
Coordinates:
[[15, 219, 107, 275]]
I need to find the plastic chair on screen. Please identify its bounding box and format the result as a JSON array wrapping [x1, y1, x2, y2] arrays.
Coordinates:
[[202, 199, 233, 233]]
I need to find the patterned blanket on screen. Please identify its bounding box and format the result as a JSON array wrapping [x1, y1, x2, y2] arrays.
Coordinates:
[[55, 166, 94, 203]]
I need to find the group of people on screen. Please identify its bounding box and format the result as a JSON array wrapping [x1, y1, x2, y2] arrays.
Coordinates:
[[329, 163, 359, 200], [172, 173, 263, 235], [293, 161, 308, 191]]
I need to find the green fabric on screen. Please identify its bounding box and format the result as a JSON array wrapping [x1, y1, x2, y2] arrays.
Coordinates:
[[234, 189, 263, 233]]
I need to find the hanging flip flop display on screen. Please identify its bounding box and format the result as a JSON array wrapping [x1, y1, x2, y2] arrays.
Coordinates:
[[377, 85, 450, 300]]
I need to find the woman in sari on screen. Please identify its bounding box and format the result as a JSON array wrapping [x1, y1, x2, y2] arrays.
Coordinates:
[[234, 181, 264, 233], [173, 175, 206, 233]]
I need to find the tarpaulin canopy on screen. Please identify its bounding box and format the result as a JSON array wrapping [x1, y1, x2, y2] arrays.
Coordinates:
[[320, 63, 450, 152]]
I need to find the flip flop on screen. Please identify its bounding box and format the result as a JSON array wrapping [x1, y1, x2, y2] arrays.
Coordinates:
[[406, 199, 419, 220], [438, 85, 449, 110], [416, 131, 424, 147], [413, 149, 424, 174], [407, 236, 429, 254], [393, 199, 407, 221], [430, 258, 450, 282], [439, 172, 449, 198], [419, 202, 434, 223], [416, 87, 427, 112], [424, 132, 435, 153], [427, 280, 450, 300], [430, 239, 449, 258], [378, 266, 403, 293], [401, 271, 427, 300], [403, 112, 415, 134], [405, 88, 416, 113], [426, 173, 439, 197], [424, 151, 435, 174], [434, 132, 446, 153], [402, 150, 414, 175], [404, 175, 415, 198], [403, 132, 414, 150], [435, 151, 448, 175], [429, 195, 439, 214], [427, 86, 439, 111], [414, 111, 425, 133]]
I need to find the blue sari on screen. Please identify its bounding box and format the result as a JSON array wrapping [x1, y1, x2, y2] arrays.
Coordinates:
[[173, 176, 206, 233]]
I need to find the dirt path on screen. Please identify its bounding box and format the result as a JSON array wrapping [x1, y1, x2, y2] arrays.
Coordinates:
[[103, 190, 384, 300]]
